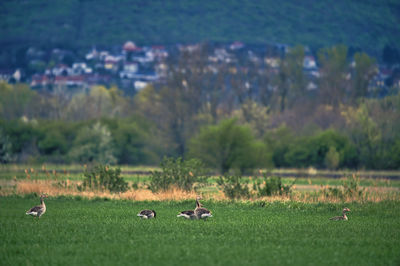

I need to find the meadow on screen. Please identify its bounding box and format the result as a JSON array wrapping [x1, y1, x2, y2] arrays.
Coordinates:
[[1, 195, 399, 266]]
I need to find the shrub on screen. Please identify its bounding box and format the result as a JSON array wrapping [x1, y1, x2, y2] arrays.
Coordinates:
[[324, 146, 340, 169], [322, 174, 365, 200], [342, 174, 364, 197], [188, 118, 271, 174], [68, 122, 117, 164], [217, 175, 250, 200], [254, 174, 294, 197], [79, 164, 128, 193], [148, 157, 208, 192]]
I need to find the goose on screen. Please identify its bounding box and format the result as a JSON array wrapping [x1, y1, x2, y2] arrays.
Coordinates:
[[194, 197, 212, 220], [329, 207, 351, 221], [177, 210, 196, 219], [26, 194, 48, 219], [137, 209, 156, 219]]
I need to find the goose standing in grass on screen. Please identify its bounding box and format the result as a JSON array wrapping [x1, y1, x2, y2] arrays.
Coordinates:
[[177, 210, 196, 219], [137, 209, 156, 219], [194, 197, 212, 220], [26, 194, 48, 219], [329, 208, 351, 221]]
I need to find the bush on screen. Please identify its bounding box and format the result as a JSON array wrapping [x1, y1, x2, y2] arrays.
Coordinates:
[[79, 164, 128, 193], [217, 175, 250, 200], [254, 175, 294, 197], [322, 174, 365, 200], [68, 122, 117, 164], [189, 118, 271, 174], [148, 157, 208, 192]]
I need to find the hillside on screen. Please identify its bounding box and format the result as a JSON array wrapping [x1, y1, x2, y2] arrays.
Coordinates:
[[1, 0, 400, 56]]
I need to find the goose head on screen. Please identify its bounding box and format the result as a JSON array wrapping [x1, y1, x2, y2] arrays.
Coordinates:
[[342, 207, 351, 213]]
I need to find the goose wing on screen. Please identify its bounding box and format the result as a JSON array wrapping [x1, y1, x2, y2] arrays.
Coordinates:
[[26, 205, 44, 216], [195, 207, 212, 219], [138, 209, 155, 218], [177, 210, 196, 219]]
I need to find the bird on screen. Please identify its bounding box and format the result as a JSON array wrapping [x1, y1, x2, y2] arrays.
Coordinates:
[[177, 210, 196, 219], [26, 194, 48, 219], [137, 209, 156, 219], [194, 196, 212, 220], [329, 207, 351, 221]]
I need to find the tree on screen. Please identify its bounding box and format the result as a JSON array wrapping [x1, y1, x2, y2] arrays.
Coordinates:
[[318, 45, 349, 107], [0, 82, 37, 120], [111, 119, 160, 165], [65, 86, 128, 121], [188, 118, 271, 173], [0, 129, 14, 163], [352, 52, 376, 100], [275, 45, 305, 112], [341, 104, 381, 168], [231, 99, 270, 138], [68, 122, 117, 164]]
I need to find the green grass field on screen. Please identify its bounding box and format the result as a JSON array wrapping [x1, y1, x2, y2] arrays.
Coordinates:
[[1, 196, 399, 265]]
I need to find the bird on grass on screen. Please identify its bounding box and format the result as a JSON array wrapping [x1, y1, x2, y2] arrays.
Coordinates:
[[26, 194, 48, 219], [329, 207, 351, 221], [194, 196, 212, 220], [137, 209, 156, 219]]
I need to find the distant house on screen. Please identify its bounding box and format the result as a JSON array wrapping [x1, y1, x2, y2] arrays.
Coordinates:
[[230, 41, 245, 50], [104, 56, 120, 72], [52, 64, 71, 76], [72, 63, 93, 75], [134, 80, 148, 90], [123, 41, 142, 52], [85, 48, 99, 61], [54, 75, 86, 88], [303, 56, 317, 70], [119, 62, 138, 79], [150, 46, 168, 59], [265, 57, 280, 68], [30, 74, 51, 88]]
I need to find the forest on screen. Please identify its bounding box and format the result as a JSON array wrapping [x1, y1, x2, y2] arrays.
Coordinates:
[[1, 0, 400, 62]]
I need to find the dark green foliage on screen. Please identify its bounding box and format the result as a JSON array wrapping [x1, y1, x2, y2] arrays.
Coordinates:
[[148, 157, 208, 192], [254, 175, 294, 197], [0, 129, 14, 163], [79, 164, 128, 193], [1, 0, 399, 56], [266, 128, 358, 169], [189, 118, 269, 173], [217, 175, 250, 199]]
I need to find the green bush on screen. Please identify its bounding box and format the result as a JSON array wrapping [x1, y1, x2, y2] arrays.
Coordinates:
[[322, 174, 364, 200], [217, 175, 250, 200], [148, 157, 208, 192], [79, 165, 128, 193], [68, 122, 117, 164], [189, 118, 270, 173], [254, 175, 294, 197]]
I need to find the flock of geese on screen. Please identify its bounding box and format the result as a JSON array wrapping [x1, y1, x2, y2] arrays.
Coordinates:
[[26, 194, 351, 221], [137, 196, 213, 220]]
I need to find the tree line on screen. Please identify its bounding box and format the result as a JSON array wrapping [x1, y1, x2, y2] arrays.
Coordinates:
[[1, 44, 399, 171]]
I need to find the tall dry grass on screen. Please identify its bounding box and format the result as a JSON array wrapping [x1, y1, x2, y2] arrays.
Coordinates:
[[0, 179, 398, 202]]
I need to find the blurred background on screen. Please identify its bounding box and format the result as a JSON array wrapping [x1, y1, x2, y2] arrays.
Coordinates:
[[0, 0, 399, 172]]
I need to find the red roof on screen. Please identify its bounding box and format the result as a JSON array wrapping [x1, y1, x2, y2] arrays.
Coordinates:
[[123, 41, 141, 51]]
